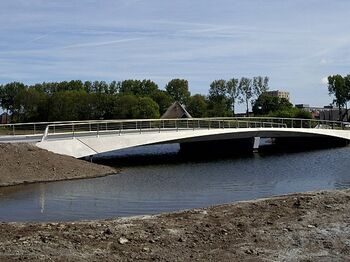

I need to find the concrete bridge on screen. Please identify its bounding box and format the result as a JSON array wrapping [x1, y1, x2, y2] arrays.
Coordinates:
[[1, 117, 348, 158]]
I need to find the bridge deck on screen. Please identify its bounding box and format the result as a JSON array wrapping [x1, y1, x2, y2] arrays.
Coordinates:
[[1, 118, 349, 158]]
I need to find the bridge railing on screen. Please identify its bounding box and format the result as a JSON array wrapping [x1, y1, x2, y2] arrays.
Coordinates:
[[40, 118, 289, 141], [0, 120, 96, 137], [1, 117, 349, 140], [230, 117, 350, 129]]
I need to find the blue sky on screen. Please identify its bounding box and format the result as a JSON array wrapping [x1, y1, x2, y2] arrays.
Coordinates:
[[1, 0, 350, 112]]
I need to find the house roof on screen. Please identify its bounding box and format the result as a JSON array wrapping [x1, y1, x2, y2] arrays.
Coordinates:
[[161, 101, 192, 119]]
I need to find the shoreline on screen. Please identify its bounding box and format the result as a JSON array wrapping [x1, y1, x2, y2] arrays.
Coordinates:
[[0, 188, 349, 261], [0, 171, 118, 188], [0, 143, 118, 187]]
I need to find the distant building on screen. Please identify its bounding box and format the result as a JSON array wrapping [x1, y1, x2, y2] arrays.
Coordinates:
[[161, 101, 192, 119], [0, 112, 9, 124], [295, 104, 349, 121], [265, 90, 290, 101]]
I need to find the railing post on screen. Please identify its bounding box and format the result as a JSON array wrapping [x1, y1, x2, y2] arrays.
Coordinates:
[[291, 119, 294, 128], [301, 119, 303, 128], [12, 125, 15, 136], [97, 123, 99, 137], [33, 124, 36, 135], [72, 124, 75, 138], [140, 121, 142, 134]]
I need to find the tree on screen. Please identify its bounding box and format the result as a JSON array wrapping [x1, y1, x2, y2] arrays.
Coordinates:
[[187, 94, 208, 117], [150, 90, 173, 115], [226, 78, 239, 115], [328, 75, 347, 121], [16, 88, 49, 122], [137, 97, 160, 119], [0, 82, 26, 121], [252, 76, 269, 97], [252, 93, 292, 115], [207, 80, 231, 117], [238, 77, 253, 116], [165, 79, 190, 105]]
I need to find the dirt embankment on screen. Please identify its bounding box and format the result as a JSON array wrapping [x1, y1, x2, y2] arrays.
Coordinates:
[[0, 143, 117, 186], [0, 189, 349, 261]]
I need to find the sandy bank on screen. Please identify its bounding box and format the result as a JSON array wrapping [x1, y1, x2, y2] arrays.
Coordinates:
[[0, 143, 117, 187], [0, 189, 349, 261]]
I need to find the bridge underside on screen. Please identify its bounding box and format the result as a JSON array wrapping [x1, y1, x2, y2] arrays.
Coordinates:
[[179, 135, 349, 157]]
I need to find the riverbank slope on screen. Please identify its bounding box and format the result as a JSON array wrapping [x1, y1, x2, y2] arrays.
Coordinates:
[[0, 143, 117, 186], [0, 188, 349, 261]]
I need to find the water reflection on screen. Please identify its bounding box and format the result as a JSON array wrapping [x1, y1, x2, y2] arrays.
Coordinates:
[[0, 145, 349, 222]]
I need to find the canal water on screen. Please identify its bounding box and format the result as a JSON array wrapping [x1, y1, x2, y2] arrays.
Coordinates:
[[0, 144, 350, 222]]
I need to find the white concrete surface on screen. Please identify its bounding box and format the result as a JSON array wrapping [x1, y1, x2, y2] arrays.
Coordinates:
[[36, 128, 350, 158]]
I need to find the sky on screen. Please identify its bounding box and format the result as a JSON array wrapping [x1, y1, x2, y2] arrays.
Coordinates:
[[1, 0, 350, 112]]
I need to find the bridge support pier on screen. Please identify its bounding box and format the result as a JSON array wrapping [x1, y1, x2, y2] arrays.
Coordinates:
[[179, 138, 255, 157]]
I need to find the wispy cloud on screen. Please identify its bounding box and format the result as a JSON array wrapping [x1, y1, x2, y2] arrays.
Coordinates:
[[61, 38, 143, 49], [1, 0, 350, 109]]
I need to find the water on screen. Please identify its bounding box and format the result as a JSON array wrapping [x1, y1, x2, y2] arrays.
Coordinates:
[[0, 145, 350, 222]]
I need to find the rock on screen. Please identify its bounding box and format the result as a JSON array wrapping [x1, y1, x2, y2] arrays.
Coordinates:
[[118, 237, 129, 245], [104, 228, 113, 235], [293, 198, 301, 208]]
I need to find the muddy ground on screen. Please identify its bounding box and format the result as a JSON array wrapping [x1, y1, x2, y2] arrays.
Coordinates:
[[0, 143, 117, 186], [0, 189, 349, 261]]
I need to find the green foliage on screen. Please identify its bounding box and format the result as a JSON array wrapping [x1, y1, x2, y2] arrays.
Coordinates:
[[238, 77, 253, 115], [207, 79, 231, 117], [137, 97, 160, 119], [327, 74, 350, 121], [252, 94, 292, 115], [187, 94, 208, 117], [328, 75, 347, 107], [268, 108, 312, 119], [165, 79, 191, 105], [252, 76, 269, 97], [0, 75, 273, 122], [0, 82, 26, 118], [150, 90, 173, 115]]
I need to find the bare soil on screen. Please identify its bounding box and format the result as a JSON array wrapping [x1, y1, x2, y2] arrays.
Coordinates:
[[0, 189, 349, 261], [0, 143, 117, 186]]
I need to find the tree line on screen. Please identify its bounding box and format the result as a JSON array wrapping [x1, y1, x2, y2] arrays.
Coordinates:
[[0, 77, 274, 123]]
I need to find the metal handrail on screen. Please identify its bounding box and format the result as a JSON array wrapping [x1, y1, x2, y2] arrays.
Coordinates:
[[40, 119, 288, 141], [39, 117, 350, 141], [1, 117, 349, 140]]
